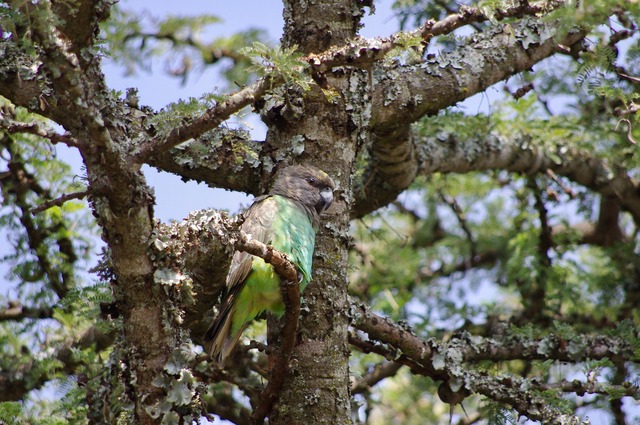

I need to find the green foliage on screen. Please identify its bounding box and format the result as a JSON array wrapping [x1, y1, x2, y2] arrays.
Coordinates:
[[359, 370, 445, 425], [0, 402, 22, 425], [352, 21, 640, 414], [4, 1, 640, 424], [480, 401, 517, 425], [102, 7, 265, 87], [239, 42, 311, 91], [0, 107, 95, 303], [384, 32, 424, 65], [0, 99, 107, 425], [540, 389, 574, 414], [575, 45, 617, 87]]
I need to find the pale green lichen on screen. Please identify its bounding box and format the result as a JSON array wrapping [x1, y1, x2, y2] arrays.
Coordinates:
[[169, 127, 257, 172], [536, 335, 557, 356], [517, 18, 556, 49], [566, 338, 588, 360], [432, 350, 446, 371], [164, 344, 197, 375], [161, 411, 180, 425], [154, 268, 185, 286], [148, 344, 201, 422], [167, 369, 196, 406]]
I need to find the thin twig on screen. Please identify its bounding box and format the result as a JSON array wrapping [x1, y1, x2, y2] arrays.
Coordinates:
[[0, 301, 54, 321], [545, 169, 576, 198], [1, 117, 79, 147], [30, 189, 90, 214], [531, 379, 639, 400], [351, 361, 403, 394], [439, 191, 477, 259]]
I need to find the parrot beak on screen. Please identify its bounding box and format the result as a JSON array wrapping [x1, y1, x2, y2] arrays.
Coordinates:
[[318, 187, 334, 213]]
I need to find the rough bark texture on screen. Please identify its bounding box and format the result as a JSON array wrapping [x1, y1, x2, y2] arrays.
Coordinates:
[[261, 2, 363, 422], [0, 2, 183, 422], [3, 0, 640, 424], [354, 21, 587, 218]]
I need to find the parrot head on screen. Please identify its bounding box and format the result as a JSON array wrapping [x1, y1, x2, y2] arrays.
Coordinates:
[[271, 165, 335, 221]]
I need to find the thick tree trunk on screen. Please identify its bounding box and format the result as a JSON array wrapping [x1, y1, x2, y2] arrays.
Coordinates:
[[265, 1, 366, 423]]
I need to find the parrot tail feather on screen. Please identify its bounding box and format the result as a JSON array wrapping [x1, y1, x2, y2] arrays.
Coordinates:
[[217, 323, 248, 367], [205, 304, 248, 367]]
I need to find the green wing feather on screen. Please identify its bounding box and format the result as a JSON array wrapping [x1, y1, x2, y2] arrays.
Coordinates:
[[205, 195, 316, 366]]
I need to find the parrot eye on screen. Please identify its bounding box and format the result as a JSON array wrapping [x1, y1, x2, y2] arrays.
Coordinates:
[[306, 177, 316, 185]]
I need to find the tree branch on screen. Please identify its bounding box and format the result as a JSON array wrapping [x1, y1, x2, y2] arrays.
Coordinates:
[[411, 131, 640, 224], [24, 1, 113, 140], [352, 299, 633, 366], [30, 189, 90, 214], [146, 129, 267, 198], [137, 76, 279, 161], [0, 301, 53, 322], [233, 233, 299, 283], [371, 21, 586, 129], [351, 361, 403, 394], [232, 233, 302, 424], [0, 106, 79, 147], [306, 0, 571, 73], [353, 19, 588, 217], [52, 0, 111, 52], [139, 7, 582, 209], [350, 300, 636, 422], [532, 379, 639, 400], [439, 191, 477, 259], [551, 195, 627, 246], [123, 31, 247, 64], [250, 274, 300, 424]]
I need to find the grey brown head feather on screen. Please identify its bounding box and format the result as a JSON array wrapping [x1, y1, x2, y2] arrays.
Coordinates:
[[271, 165, 335, 226]]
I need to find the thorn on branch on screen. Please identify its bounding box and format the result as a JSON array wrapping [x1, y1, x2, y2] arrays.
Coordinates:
[[615, 118, 638, 145], [545, 169, 576, 198]]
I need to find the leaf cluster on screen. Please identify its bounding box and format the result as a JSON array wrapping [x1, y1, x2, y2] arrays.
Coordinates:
[[101, 7, 265, 88], [239, 42, 312, 92]]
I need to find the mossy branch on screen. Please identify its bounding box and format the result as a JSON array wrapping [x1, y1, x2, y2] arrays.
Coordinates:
[[350, 299, 639, 422]]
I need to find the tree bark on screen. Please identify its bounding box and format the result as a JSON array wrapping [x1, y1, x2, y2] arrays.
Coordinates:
[[263, 1, 367, 423]]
